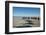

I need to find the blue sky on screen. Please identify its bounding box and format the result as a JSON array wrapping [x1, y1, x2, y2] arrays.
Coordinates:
[[13, 7, 40, 17]]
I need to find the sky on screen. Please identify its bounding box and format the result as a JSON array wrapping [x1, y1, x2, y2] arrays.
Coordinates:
[[13, 7, 40, 17]]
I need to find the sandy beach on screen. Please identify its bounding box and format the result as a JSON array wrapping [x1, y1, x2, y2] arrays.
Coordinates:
[[13, 16, 40, 28]]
